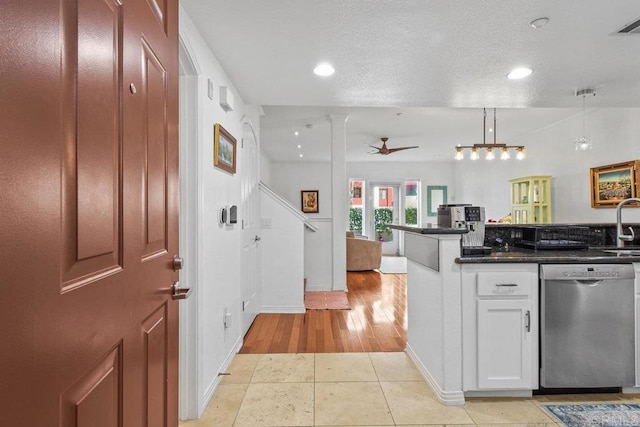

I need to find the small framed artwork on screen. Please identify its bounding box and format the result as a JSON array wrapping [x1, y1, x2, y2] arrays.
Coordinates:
[[301, 190, 319, 214], [590, 160, 640, 208], [214, 123, 237, 174], [427, 185, 447, 216]]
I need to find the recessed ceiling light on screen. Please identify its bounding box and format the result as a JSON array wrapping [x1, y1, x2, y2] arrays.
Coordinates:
[[507, 67, 533, 80], [297, 144, 301, 149], [530, 17, 549, 29], [313, 63, 335, 77], [299, 154, 303, 158], [294, 131, 299, 136]]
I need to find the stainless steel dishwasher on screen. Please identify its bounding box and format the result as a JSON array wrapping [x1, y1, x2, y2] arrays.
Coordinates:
[[540, 264, 635, 389]]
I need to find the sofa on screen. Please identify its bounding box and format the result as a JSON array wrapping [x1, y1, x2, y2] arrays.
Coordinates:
[[346, 231, 382, 271]]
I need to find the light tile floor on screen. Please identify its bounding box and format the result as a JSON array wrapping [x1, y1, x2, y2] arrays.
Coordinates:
[[179, 352, 640, 427]]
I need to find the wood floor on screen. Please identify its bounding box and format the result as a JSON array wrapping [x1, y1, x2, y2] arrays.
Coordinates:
[[240, 271, 407, 353]]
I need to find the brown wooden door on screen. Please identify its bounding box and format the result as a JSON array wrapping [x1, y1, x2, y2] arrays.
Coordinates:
[[1, 0, 179, 426]]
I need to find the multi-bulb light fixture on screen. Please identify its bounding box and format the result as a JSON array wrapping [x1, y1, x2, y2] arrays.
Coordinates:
[[454, 108, 526, 161]]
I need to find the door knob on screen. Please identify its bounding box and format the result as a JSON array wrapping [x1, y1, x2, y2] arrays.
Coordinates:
[[173, 255, 183, 271], [171, 281, 192, 300]]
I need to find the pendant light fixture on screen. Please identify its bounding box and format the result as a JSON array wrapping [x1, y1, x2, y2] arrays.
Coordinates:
[[454, 108, 525, 161], [574, 88, 595, 150]]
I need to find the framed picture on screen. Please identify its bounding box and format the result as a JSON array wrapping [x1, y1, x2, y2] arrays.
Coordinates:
[[590, 160, 640, 208], [214, 123, 237, 174], [427, 186, 447, 216], [301, 190, 319, 213]]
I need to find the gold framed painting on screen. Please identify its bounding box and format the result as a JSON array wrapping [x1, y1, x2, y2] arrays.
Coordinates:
[[301, 190, 319, 213], [590, 160, 640, 208], [214, 123, 237, 174]]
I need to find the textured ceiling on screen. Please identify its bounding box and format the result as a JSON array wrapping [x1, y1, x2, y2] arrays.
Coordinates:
[[180, 0, 640, 161]]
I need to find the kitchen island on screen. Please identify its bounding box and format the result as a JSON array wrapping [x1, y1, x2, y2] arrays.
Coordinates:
[[391, 225, 640, 406]]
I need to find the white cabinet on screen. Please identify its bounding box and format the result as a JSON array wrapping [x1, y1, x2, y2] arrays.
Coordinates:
[[462, 264, 538, 392], [477, 299, 532, 389]]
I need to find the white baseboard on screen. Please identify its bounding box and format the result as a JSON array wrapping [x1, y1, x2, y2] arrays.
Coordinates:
[[464, 390, 532, 398], [623, 386, 640, 394], [198, 337, 243, 417], [305, 284, 333, 291], [405, 344, 465, 406], [261, 304, 306, 314]]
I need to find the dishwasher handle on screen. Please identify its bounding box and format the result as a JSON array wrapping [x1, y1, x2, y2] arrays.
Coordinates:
[[575, 279, 602, 286]]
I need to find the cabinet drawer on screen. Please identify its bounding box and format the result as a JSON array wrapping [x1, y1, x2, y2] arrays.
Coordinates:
[[477, 272, 531, 296]]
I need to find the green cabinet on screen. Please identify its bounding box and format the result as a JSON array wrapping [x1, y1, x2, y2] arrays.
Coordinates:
[[509, 176, 552, 224]]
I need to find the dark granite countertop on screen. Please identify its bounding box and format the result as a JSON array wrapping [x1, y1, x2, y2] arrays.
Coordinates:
[[388, 224, 468, 235], [456, 247, 640, 264]]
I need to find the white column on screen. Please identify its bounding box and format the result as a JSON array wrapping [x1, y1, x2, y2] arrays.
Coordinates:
[[330, 114, 348, 291]]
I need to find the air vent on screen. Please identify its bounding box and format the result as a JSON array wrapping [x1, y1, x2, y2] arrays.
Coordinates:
[[617, 17, 640, 34]]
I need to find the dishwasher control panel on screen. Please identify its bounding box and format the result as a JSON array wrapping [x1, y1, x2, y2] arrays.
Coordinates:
[[541, 264, 635, 280]]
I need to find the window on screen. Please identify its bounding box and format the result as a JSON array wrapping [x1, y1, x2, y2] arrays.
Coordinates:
[[404, 180, 420, 226], [349, 180, 365, 234]]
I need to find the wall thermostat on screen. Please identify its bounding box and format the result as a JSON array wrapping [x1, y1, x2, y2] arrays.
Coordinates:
[[219, 205, 238, 225], [219, 206, 228, 225], [228, 205, 237, 224]]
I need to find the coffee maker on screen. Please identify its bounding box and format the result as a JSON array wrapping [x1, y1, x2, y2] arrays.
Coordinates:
[[437, 204, 491, 255]]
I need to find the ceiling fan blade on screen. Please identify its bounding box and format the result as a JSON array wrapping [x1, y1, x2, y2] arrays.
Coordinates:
[[386, 146, 419, 154], [369, 145, 382, 150]]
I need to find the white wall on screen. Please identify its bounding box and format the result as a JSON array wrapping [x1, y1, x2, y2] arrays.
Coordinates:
[[271, 162, 335, 289], [260, 151, 273, 187], [259, 188, 305, 312], [454, 108, 640, 223], [271, 162, 333, 217], [179, 7, 261, 419]]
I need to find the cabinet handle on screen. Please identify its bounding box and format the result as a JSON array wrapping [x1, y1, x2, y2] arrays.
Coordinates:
[[495, 283, 518, 287], [525, 310, 531, 332]]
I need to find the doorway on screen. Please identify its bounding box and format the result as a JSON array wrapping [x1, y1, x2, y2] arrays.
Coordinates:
[[368, 182, 401, 255]]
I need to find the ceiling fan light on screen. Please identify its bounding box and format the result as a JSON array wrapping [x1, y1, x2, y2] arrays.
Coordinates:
[[500, 147, 510, 160]]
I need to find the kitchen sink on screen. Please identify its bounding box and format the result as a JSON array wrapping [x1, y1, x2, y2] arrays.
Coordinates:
[[602, 249, 640, 256]]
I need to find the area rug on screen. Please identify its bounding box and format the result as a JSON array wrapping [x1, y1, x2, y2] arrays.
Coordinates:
[[304, 291, 350, 310], [378, 256, 407, 274], [544, 403, 640, 426]]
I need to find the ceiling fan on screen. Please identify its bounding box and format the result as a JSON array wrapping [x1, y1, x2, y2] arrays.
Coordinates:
[[369, 137, 419, 155]]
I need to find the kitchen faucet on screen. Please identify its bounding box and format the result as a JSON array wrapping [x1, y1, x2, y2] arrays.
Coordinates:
[[616, 197, 640, 247]]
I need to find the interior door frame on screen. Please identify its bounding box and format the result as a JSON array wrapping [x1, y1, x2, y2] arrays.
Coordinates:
[[240, 118, 261, 337], [178, 35, 201, 421], [367, 181, 403, 256]]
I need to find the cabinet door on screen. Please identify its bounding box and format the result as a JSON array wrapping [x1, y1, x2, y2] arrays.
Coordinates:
[[477, 299, 532, 389]]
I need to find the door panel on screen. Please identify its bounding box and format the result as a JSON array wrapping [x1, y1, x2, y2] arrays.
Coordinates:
[[61, 0, 123, 290], [143, 305, 168, 427], [141, 38, 169, 259], [1, 0, 179, 425], [147, 0, 169, 33], [61, 346, 121, 427]]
